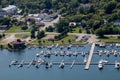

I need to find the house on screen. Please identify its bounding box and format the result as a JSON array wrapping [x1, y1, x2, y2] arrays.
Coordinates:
[[0, 25, 9, 30], [35, 22, 45, 27], [43, 16, 53, 22], [114, 21, 120, 26], [50, 14, 58, 19], [12, 39, 26, 49], [2, 5, 17, 14], [0, 10, 7, 17], [28, 14, 40, 19], [69, 22, 77, 27]]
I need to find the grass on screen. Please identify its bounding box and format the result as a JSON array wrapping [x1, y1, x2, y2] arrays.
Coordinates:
[[5, 25, 21, 33], [28, 35, 87, 46], [5, 25, 30, 33], [98, 36, 120, 43], [71, 27, 86, 33], [71, 27, 81, 33], [15, 34, 30, 39]]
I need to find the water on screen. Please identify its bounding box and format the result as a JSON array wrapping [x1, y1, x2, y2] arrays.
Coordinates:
[[0, 44, 120, 80]]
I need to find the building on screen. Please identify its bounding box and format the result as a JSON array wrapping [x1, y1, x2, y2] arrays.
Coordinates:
[[2, 5, 17, 14], [12, 39, 26, 49], [35, 22, 45, 27], [50, 14, 58, 19], [0, 10, 7, 17], [69, 22, 77, 27], [0, 25, 9, 30], [114, 21, 120, 26]]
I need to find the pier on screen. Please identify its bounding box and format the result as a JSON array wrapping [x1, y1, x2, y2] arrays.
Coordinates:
[[9, 61, 116, 66], [85, 43, 95, 70]]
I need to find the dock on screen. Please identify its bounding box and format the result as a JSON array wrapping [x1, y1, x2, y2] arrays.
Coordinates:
[[85, 43, 95, 70]]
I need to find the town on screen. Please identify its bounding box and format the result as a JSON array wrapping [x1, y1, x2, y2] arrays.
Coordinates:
[[0, 4, 120, 50]]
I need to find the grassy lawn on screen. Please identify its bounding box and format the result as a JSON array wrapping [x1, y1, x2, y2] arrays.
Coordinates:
[[72, 27, 85, 33], [98, 36, 120, 43], [71, 27, 81, 33], [5, 25, 21, 33], [5, 25, 30, 33], [15, 34, 30, 39], [28, 35, 87, 46]]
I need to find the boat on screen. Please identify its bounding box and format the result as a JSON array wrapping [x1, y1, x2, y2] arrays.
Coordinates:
[[59, 60, 65, 69], [9, 59, 18, 67], [36, 53, 40, 57], [35, 58, 44, 68], [84, 57, 87, 63], [106, 51, 110, 57], [45, 62, 53, 69], [115, 43, 120, 47], [98, 50, 102, 56], [18, 60, 24, 68], [115, 60, 120, 69], [27, 59, 36, 68], [113, 50, 118, 57], [81, 52, 85, 57], [73, 52, 78, 57], [98, 60, 104, 69]]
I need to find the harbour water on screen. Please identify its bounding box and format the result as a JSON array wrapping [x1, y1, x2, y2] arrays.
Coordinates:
[[0, 44, 120, 80]]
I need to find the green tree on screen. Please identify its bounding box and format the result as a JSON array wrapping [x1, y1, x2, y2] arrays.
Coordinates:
[[37, 31, 45, 39], [45, 26, 54, 32], [105, 1, 117, 14]]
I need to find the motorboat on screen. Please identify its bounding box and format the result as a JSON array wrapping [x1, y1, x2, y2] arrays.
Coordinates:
[[115, 60, 120, 69]]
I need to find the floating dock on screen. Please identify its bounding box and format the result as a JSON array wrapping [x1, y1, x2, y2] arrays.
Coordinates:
[[85, 43, 95, 70]]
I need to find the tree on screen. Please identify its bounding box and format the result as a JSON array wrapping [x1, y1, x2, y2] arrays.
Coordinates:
[[105, 1, 117, 14], [21, 25, 28, 30], [31, 30, 36, 38], [45, 26, 54, 32], [37, 31, 45, 39], [55, 19, 69, 33], [38, 40, 41, 45], [95, 28, 104, 37]]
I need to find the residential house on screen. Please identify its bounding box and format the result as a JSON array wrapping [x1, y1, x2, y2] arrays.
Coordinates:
[[12, 39, 26, 49], [114, 21, 120, 26], [0, 25, 9, 30], [69, 22, 77, 27], [35, 22, 45, 27], [0, 10, 7, 17], [2, 5, 17, 14]]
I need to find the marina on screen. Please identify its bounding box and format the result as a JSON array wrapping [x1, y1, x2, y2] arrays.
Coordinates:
[[0, 43, 120, 80]]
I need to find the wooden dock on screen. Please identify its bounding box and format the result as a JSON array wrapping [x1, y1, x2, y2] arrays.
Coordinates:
[[9, 62, 115, 66], [85, 43, 95, 70]]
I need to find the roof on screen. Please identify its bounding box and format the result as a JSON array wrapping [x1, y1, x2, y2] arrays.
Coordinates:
[[0, 25, 8, 28], [69, 22, 77, 27], [28, 14, 39, 17], [2, 5, 17, 11], [12, 39, 25, 45]]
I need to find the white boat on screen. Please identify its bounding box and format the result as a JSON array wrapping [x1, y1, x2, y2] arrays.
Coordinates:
[[98, 60, 103, 69], [73, 52, 78, 56], [102, 59, 108, 63], [115, 43, 120, 47], [106, 51, 110, 57], [36, 53, 40, 57], [59, 60, 65, 68], [115, 60, 120, 69], [99, 50, 102, 56], [84, 57, 87, 63], [113, 50, 118, 57], [18, 60, 24, 68], [9, 59, 18, 67]]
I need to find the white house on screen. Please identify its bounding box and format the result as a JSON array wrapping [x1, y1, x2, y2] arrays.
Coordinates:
[[2, 5, 17, 14], [114, 21, 120, 26]]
